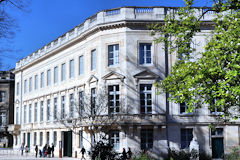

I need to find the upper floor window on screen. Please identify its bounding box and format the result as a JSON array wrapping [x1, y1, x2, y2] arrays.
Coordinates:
[[24, 105, 27, 123], [24, 79, 27, 94], [108, 44, 119, 66], [139, 43, 152, 65], [141, 129, 153, 150], [180, 102, 188, 114], [29, 77, 32, 92], [70, 59, 74, 78], [0, 91, 6, 102], [79, 56, 84, 75], [91, 88, 96, 115], [16, 107, 19, 124], [140, 84, 152, 114], [54, 66, 58, 83], [34, 75, 38, 90], [34, 102, 38, 122], [47, 69, 51, 86], [181, 128, 193, 149], [91, 49, 96, 70], [70, 94, 74, 118], [16, 82, 19, 95], [61, 63, 65, 81], [29, 104, 32, 123], [61, 96, 65, 119], [47, 99, 50, 121], [108, 85, 120, 115], [54, 97, 58, 120], [40, 72, 44, 88], [40, 101, 44, 122], [78, 91, 84, 116]]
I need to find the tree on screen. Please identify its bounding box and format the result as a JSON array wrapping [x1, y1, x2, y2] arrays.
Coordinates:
[[56, 88, 125, 148], [151, 0, 240, 121]]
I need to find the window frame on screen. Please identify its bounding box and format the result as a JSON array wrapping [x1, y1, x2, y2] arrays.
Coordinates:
[[108, 44, 119, 67], [79, 55, 84, 75], [139, 84, 152, 115], [69, 59, 74, 78], [138, 43, 152, 65], [91, 49, 96, 71]]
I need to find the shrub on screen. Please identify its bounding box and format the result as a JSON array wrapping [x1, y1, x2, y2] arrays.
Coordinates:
[[225, 146, 240, 160]]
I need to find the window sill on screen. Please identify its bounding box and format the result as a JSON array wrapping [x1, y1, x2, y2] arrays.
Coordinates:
[[179, 113, 194, 116]]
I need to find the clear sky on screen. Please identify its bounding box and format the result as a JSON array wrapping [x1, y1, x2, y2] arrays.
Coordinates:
[[1, 0, 213, 70]]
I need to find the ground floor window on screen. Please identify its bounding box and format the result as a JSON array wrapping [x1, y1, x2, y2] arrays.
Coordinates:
[[181, 128, 193, 149], [141, 129, 153, 150], [79, 130, 83, 148], [53, 131, 57, 146], [40, 132, 43, 146], [110, 130, 120, 150], [47, 132, 49, 145], [34, 132, 37, 146]]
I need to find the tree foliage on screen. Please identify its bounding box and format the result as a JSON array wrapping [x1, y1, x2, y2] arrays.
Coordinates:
[[151, 0, 240, 120]]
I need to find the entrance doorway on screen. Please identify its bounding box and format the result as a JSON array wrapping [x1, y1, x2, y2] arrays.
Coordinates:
[[211, 128, 224, 159], [27, 133, 30, 148], [62, 131, 72, 157]]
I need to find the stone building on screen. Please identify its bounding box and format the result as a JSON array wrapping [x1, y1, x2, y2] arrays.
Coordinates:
[[0, 71, 14, 147], [11, 7, 238, 159]]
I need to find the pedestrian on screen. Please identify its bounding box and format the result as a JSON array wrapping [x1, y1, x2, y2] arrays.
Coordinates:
[[81, 147, 86, 160], [51, 143, 54, 157], [127, 147, 132, 159], [35, 145, 38, 158], [25, 145, 29, 153], [39, 149, 42, 158], [122, 148, 127, 160], [20, 143, 24, 155], [42, 145, 45, 157], [47, 144, 51, 158]]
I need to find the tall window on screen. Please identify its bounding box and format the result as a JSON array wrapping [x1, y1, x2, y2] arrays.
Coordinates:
[[54, 98, 57, 120], [54, 66, 58, 83], [108, 44, 119, 66], [40, 72, 44, 88], [40, 132, 43, 146], [53, 131, 57, 146], [16, 107, 19, 124], [91, 49, 96, 70], [70, 94, 74, 118], [23, 133, 26, 145], [34, 132, 37, 146], [110, 130, 120, 150], [108, 85, 120, 114], [47, 99, 50, 121], [40, 101, 44, 122], [17, 82, 19, 95], [61, 96, 65, 119], [34, 75, 38, 90], [34, 102, 38, 122], [61, 63, 65, 81], [141, 129, 153, 150], [140, 84, 152, 114], [0, 113, 6, 127], [79, 55, 84, 75], [180, 102, 188, 114], [0, 91, 6, 102], [24, 79, 27, 93], [139, 43, 152, 65], [29, 104, 32, 123], [29, 77, 32, 92], [70, 59, 74, 78], [78, 91, 84, 116], [47, 132, 50, 145], [47, 69, 51, 86], [91, 88, 96, 115], [79, 130, 83, 148], [24, 105, 27, 123], [181, 128, 193, 149]]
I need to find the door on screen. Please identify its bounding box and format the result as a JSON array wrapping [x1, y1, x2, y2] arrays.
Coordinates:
[[63, 131, 72, 157], [212, 138, 224, 158], [27, 133, 30, 148]]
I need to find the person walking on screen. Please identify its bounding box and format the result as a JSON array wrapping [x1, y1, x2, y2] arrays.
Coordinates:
[[122, 148, 127, 160], [47, 144, 51, 158], [20, 143, 24, 156], [35, 145, 38, 158], [51, 143, 54, 157], [81, 147, 86, 160], [127, 147, 132, 160]]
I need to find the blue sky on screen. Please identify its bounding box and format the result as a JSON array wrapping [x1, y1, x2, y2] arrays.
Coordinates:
[[1, 0, 212, 70]]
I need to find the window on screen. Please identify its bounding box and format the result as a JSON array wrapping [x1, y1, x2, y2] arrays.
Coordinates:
[[139, 43, 152, 65], [79, 130, 83, 148], [79, 91, 84, 116], [0, 91, 6, 102], [29, 104, 32, 123], [24, 105, 27, 123], [34, 102, 38, 122], [0, 113, 6, 127], [17, 82, 19, 95], [40, 132, 43, 146], [54, 66, 58, 83], [141, 129, 153, 150], [108, 44, 119, 66], [61, 64, 65, 81], [79, 55, 84, 75], [53, 131, 57, 146], [181, 128, 193, 149], [34, 132, 37, 146], [16, 107, 19, 124], [47, 99, 50, 121], [211, 128, 223, 136], [47, 132, 50, 145], [180, 102, 188, 114], [61, 96, 65, 119], [23, 133, 26, 145], [29, 77, 32, 92], [70, 59, 74, 78], [108, 85, 120, 115], [91, 88, 96, 115], [40, 72, 44, 88], [91, 49, 96, 70], [24, 79, 27, 93], [47, 69, 51, 86], [70, 94, 74, 118], [34, 75, 38, 90], [40, 101, 44, 122], [54, 98, 57, 120], [140, 84, 152, 114], [110, 130, 120, 150]]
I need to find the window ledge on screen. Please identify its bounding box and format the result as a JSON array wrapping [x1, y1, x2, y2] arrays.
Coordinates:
[[179, 113, 194, 116]]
